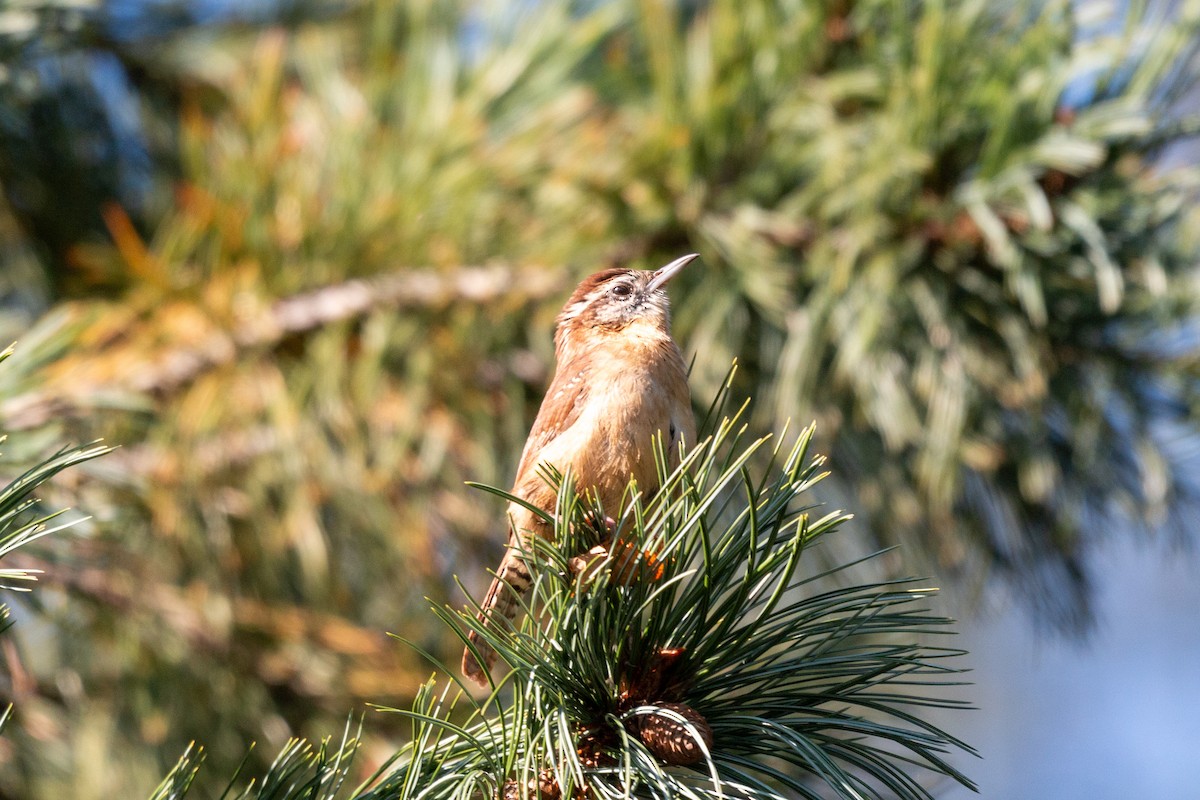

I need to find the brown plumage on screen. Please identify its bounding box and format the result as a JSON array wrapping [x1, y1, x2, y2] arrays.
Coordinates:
[[462, 254, 698, 687]]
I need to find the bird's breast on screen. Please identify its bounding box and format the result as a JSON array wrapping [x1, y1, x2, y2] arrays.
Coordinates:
[[538, 338, 693, 513]]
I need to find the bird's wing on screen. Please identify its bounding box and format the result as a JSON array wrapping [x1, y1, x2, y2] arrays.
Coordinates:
[[513, 367, 589, 482]]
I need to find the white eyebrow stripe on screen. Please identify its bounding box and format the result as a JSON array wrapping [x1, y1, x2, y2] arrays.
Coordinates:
[[558, 286, 613, 322], [560, 300, 589, 321]]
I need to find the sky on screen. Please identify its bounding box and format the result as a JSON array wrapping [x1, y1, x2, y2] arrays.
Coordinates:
[[933, 536, 1200, 799]]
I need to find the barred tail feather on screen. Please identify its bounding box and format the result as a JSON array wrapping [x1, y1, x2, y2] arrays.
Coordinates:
[[462, 548, 534, 686]]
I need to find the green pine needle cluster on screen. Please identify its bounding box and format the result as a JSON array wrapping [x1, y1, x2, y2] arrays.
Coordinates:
[[0, 344, 112, 631], [150, 733, 361, 800], [394, 413, 973, 798], [157, 389, 975, 800], [0, 344, 112, 762]]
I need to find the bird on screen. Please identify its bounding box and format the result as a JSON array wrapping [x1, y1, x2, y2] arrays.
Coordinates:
[[462, 254, 698, 687]]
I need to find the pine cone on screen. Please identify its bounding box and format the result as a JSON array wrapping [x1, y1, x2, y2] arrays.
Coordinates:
[[630, 702, 714, 766], [500, 769, 561, 800]]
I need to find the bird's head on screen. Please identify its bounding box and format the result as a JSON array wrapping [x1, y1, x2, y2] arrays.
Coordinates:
[[553, 254, 697, 352]]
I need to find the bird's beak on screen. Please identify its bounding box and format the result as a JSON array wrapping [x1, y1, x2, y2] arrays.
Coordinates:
[[647, 253, 699, 293]]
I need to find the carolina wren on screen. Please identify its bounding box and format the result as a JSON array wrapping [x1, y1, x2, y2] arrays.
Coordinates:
[[462, 254, 698, 686]]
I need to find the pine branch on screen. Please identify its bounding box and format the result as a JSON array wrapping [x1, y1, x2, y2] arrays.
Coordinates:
[[378, 415, 975, 799], [0, 265, 565, 431], [265, 267, 564, 341], [160, 405, 974, 800]]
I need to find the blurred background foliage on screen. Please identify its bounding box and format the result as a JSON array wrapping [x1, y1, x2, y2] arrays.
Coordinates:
[[0, 0, 1198, 796]]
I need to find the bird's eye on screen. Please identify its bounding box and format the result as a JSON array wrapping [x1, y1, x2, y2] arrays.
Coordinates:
[[611, 283, 633, 299]]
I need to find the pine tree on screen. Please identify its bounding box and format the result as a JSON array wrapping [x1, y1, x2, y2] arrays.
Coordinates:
[[0, 0, 1198, 794]]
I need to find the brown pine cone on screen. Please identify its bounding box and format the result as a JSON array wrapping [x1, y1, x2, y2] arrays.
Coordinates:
[[500, 769, 561, 799], [630, 702, 714, 766]]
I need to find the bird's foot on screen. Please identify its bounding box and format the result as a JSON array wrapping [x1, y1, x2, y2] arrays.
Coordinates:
[[567, 542, 613, 579], [568, 535, 665, 585]]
